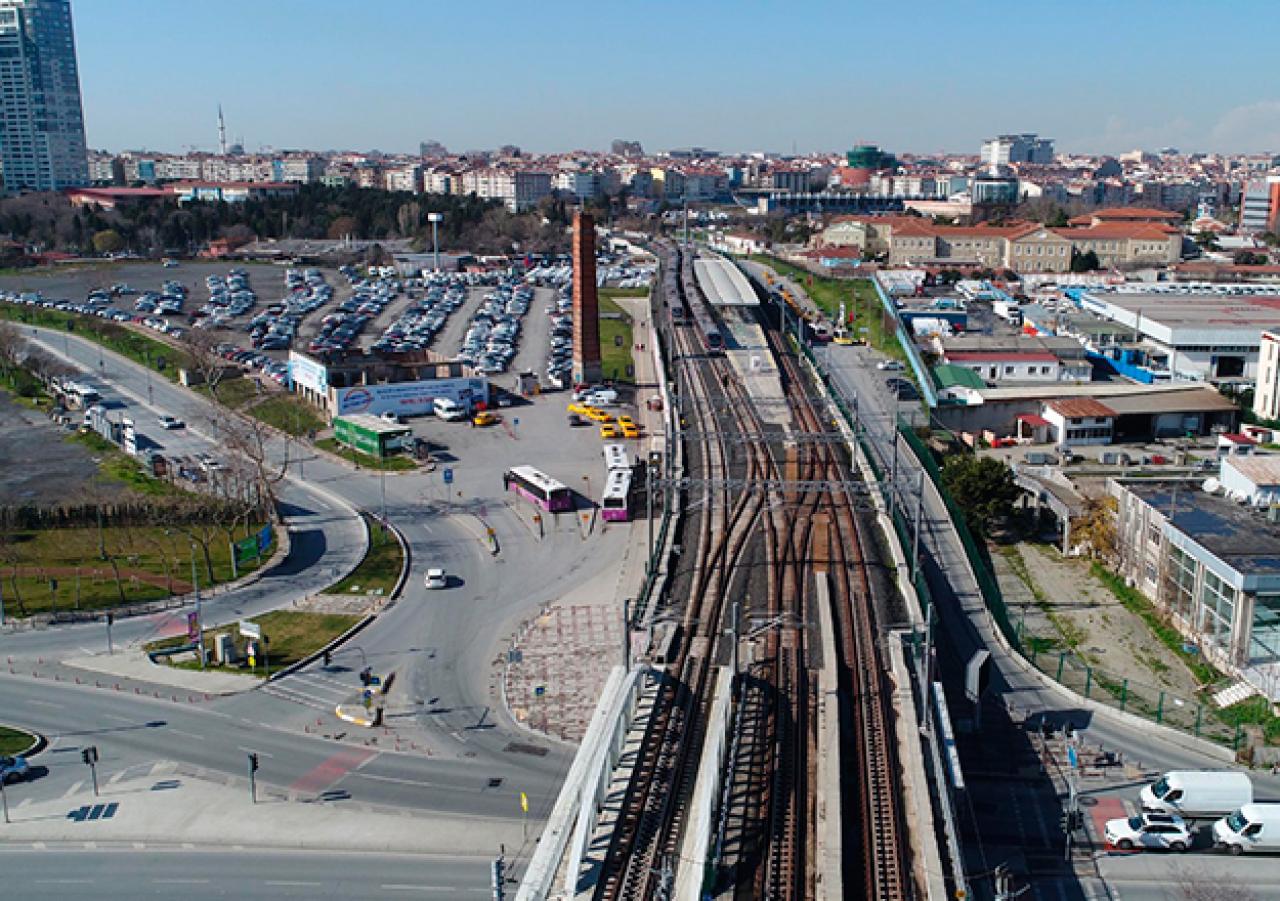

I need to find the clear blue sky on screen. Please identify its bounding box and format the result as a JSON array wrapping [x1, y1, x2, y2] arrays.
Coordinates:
[[73, 0, 1280, 156]]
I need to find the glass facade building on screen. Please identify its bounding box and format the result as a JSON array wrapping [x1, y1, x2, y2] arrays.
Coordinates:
[[0, 0, 88, 192]]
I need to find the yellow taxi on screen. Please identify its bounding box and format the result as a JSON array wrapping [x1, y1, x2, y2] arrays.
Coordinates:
[[599, 424, 619, 439], [584, 407, 614, 423], [620, 424, 640, 439], [616, 415, 637, 430], [567, 402, 592, 416], [472, 411, 498, 427]]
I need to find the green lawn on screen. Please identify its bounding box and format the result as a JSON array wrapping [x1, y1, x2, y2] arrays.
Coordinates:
[[315, 436, 417, 471], [0, 302, 188, 380], [249, 395, 326, 437], [66, 430, 179, 498], [0, 520, 275, 616], [200, 376, 260, 409], [0, 725, 38, 755], [746, 255, 901, 357], [147, 610, 361, 675], [323, 514, 404, 596], [598, 294, 636, 383]]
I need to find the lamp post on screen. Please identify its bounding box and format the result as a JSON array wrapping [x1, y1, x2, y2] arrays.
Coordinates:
[[427, 212, 443, 272], [190, 543, 204, 669]]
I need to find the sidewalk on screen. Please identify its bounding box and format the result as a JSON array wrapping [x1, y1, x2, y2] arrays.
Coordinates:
[[60, 651, 259, 694], [0, 761, 523, 854]]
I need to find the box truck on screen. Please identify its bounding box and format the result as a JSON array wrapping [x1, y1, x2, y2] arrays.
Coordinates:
[[1213, 803, 1280, 854], [1140, 771, 1253, 817]]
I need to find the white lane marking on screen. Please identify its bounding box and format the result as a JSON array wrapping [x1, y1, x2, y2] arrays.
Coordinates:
[[380, 886, 451, 893], [166, 728, 205, 741], [237, 746, 273, 759], [63, 780, 84, 797], [36, 879, 94, 884], [17, 798, 32, 808]]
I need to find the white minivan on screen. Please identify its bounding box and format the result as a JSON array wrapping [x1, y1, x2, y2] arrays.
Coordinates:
[[1141, 771, 1254, 818], [1214, 804, 1280, 854], [433, 397, 467, 421]]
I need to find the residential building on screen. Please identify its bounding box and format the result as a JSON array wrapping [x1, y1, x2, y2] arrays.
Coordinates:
[[384, 163, 423, 193], [1041, 397, 1115, 445], [276, 155, 325, 184], [1008, 226, 1073, 274], [1241, 177, 1280, 234], [1254, 331, 1280, 421], [461, 168, 552, 212], [0, 0, 88, 192], [980, 134, 1054, 166], [155, 156, 203, 182], [1111, 477, 1280, 686]]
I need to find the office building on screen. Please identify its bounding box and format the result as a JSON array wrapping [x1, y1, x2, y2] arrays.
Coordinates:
[[0, 0, 88, 192], [980, 133, 1054, 166], [571, 211, 602, 385], [1241, 176, 1280, 234]]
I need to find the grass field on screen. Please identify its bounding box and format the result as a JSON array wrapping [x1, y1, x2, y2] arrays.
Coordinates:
[[0, 519, 275, 616], [249, 395, 326, 437], [0, 725, 37, 755], [315, 436, 417, 471], [324, 513, 403, 596], [598, 294, 636, 383], [67, 430, 180, 497], [746, 255, 901, 357], [147, 610, 361, 675]]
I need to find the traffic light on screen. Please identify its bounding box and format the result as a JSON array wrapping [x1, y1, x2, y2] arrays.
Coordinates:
[[105, 613, 113, 626], [248, 753, 259, 773], [360, 667, 372, 686], [81, 745, 98, 766]]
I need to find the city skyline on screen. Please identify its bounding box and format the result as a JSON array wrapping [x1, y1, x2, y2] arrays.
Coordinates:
[[72, 0, 1280, 157]]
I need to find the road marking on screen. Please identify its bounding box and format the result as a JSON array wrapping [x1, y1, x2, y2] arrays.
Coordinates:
[[133, 842, 145, 849], [266, 881, 321, 887], [167, 728, 205, 741], [63, 780, 84, 797], [31, 842, 46, 850], [153, 878, 210, 885], [237, 746, 273, 758], [17, 798, 32, 808], [288, 747, 376, 795], [380, 886, 451, 893]]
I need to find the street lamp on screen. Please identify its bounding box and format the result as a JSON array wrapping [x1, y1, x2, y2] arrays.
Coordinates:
[[190, 542, 205, 669], [427, 212, 443, 272]]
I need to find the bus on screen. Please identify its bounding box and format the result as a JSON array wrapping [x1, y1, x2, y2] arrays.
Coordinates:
[[601, 468, 633, 522], [603, 443, 630, 474], [503, 466, 573, 512]]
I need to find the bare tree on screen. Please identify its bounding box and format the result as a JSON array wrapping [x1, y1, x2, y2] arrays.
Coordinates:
[[207, 409, 289, 513], [0, 320, 25, 380], [0, 531, 29, 618], [178, 328, 229, 401]]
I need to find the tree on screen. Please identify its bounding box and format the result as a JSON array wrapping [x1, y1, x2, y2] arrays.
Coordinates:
[[327, 216, 358, 241], [940, 455, 1019, 535], [0, 320, 24, 381], [91, 229, 125, 255], [1234, 250, 1267, 266], [1193, 231, 1221, 251], [1070, 249, 1100, 273], [179, 329, 230, 400]]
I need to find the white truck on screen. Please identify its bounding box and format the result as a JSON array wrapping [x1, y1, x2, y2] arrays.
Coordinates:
[[1141, 770, 1254, 818], [1213, 803, 1280, 854]]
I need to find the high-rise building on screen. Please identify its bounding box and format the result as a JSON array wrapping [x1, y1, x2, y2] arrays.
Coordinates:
[[571, 211, 602, 385], [981, 134, 1054, 166], [0, 0, 88, 192]]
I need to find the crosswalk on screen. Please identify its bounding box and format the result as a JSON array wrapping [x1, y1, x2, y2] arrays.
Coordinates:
[[261, 668, 357, 712]]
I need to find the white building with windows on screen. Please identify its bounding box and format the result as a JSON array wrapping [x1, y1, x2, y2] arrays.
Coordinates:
[[1112, 478, 1280, 697]]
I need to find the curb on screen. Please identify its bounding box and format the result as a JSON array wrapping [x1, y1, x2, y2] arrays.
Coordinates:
[[265, 515, 411, 684], [334, 704, 376, 728]]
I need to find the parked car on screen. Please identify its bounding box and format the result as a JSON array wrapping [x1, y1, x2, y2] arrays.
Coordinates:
[[876, 360, 905, 371], [472, 411, 498, 427], [1104, 812, 1193, 852]]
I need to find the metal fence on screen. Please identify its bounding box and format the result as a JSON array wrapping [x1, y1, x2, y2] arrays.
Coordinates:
[[868, 275, 938, 408]]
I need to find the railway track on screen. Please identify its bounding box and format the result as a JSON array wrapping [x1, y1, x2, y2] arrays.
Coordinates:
[[599, 243, 908, 900]]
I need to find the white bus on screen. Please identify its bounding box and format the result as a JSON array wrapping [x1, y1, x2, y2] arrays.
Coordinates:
[[602, 443, 630, 473]]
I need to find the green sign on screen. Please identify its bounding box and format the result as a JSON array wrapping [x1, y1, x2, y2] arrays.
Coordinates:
[[234, 535, 259, 564]]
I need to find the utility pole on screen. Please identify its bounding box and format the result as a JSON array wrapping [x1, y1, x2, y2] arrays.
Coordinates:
[[622, 598, 631, 670], [912, 469, 925, 585], [646, 460, 655, 576], [191, 545, 204, 669], [492, 845, 506, 901]]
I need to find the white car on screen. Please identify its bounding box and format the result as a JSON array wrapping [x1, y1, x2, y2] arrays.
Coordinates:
[[1104, 812, 1193, 851], [158, 415, 184, 430], [423, 568, 447, 590], [876, 360, 905, 371]]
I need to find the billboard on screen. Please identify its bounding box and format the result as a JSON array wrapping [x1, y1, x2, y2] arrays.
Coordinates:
[[288, 351, 329, 394], [334, 378, 488, 418]]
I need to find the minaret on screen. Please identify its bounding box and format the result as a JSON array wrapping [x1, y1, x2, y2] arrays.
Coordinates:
[[218, 105, 227, 156]]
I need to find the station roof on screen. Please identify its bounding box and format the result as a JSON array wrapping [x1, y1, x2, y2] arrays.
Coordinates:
[[933, 364, 986, 390], [694, 258, 758, 307]]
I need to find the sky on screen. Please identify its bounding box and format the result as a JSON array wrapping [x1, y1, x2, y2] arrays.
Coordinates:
[[72, 0, 1280, 157]]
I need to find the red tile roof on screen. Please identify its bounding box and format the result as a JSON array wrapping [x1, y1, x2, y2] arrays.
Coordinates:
[[1046, 398, 1117, 418]]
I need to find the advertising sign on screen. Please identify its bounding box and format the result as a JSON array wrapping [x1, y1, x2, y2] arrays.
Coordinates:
[[288, 351, 329, 394], [334, 378, 488, 418], [234, 535, 259, 564]]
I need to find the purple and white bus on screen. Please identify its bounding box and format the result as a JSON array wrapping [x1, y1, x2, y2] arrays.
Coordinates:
[[601, 468, 633, 522], [504, 466, 573, 512]]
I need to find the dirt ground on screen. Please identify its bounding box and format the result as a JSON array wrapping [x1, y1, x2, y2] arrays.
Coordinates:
[[993, 542, 1203, 699], [0, 391, 123, 504]]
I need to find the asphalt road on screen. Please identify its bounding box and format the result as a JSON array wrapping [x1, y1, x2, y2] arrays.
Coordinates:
[[0, 848, 497, 899]]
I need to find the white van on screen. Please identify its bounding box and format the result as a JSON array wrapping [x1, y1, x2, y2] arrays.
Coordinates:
[[1213, 803, 1280, 854], [1141, 771, 1253, 818], [433, 397, 467, 421]]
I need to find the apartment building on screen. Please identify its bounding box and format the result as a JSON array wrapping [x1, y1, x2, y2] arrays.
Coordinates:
[[1254, 331, 1280, 422], [383, 163, 423, 193], [277, 155, 325, 184], [1241, 176, 1280, 234], [460, 168, 552, 211], [981, 134, 1054, 166]]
